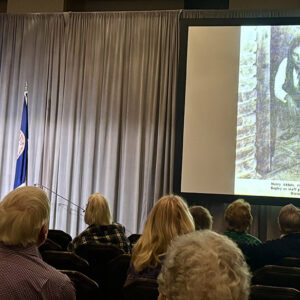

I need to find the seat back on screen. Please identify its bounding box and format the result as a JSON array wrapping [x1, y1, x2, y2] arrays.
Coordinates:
[[75, 243, 123, 285], [123, 279, 159, 300], [252, 265, 300, 290], [250, 285, 300, 300], [48, 229, 72, 251], [39, 238, 62, 253], [275, 257, 300, 268], [42, 250, 90, 275], [128, 234, 141, 247], [60, 270, 100, 300], [106, 254, 131, 300]]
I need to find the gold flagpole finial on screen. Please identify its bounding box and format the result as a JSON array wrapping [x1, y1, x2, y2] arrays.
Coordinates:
[[25, 81, 28, 92]]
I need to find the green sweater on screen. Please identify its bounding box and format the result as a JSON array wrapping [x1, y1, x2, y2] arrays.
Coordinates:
[[224, 230, 261, 246]]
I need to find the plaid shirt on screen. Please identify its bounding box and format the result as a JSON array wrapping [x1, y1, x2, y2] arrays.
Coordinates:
[[0, 242, 75, 300], [68, 223, 131, 254]]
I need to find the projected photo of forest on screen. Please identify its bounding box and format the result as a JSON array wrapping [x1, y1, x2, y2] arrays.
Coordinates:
[[235, 25, 300, 198]]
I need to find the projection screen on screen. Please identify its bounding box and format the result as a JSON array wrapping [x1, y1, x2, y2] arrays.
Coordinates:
[[174, 17, 300, 206]]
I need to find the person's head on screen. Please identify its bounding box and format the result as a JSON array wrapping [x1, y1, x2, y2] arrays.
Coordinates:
[[189, 205, 213, 230], [84, 193, 112, 226], [284, 36, 300, 93], [288, 36, 300, 69], [278, 204, 300, 235], [0, 186, 50, 247], [158, 230, 251, 300], [224, 199, 253, 233], [132, 194, 195, 271]]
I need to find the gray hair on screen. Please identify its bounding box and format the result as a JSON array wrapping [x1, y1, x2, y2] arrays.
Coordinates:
[[158, 230, 251, 300]]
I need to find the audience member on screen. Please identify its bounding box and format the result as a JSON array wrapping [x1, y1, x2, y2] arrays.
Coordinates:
[[125, 194, 195, 285], [68, 193, 131, 253], [158, 230, 251, 300], [0, 186, 75, 300], [189, 205, 213, 230], [224, 199, 261, 246], [240, 203, 300, 271]]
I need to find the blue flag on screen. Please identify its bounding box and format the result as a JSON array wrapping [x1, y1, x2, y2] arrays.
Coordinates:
[[14, 90, 28, 189]]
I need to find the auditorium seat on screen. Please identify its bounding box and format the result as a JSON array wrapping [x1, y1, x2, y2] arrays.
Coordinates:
[[47, 229, 72, 251], [60, 270, 101, 300], [128, 234, 141, 247], [106, 254, 131, 300], [39, 238, 62, 253], [75, 243, 123, 287], [252, 265, 300, 290], [275, 257, 300, 268], [41, 250, 90, 275], [250, 284, 300, 300], [123, 278, 159, 300]]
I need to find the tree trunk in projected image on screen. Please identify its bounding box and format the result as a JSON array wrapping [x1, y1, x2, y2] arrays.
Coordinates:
[[236, 27, 259, 179], [256, 27, 272, 176], [236, 27, 273, 179]]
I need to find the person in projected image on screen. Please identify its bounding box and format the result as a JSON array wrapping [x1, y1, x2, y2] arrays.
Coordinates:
[[275, 36, 300, 140], [240, 204, 300, 271]]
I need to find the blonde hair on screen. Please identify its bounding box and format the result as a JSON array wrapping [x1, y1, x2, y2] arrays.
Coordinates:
[[158, 230, 251, 300], [224, 199, 252, 232], [278, 204, 300, 234], [0, 186, 50, 247], [189, 205, 213, 230], [132, 194, 195, 272], [84, 193, 112, 226]]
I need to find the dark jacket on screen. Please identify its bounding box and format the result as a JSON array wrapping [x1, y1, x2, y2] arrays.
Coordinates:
[[240, 233, 300, 271]]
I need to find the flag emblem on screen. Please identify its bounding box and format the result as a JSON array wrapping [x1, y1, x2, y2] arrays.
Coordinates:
[[17, 131, 26, 159]]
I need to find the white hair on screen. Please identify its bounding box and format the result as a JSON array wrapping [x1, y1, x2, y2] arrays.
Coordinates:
[[0, 186, 50, 247], [158, 230, 251, 300]]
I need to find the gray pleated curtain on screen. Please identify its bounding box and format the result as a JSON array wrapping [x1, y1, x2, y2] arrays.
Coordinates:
[[0, 11, 179, 236]]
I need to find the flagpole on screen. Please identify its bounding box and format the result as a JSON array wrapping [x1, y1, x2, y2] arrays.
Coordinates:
[[13, 82, 29, 189], [25, 81, 28, 186]]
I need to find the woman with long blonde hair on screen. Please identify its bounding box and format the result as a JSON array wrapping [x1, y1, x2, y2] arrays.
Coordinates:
[[125, 194, 195, 284]]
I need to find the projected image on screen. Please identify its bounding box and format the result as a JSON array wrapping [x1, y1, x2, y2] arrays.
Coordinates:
[[235, 26, 300, 198]]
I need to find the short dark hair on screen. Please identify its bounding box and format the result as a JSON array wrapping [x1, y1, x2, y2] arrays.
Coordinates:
[[278, 204, 300, 235], [189, 206, 213, 230]]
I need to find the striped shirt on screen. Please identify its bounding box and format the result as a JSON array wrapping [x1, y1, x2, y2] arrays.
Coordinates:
[[68, 223, 132, 254], [0, 242, 75, 300]]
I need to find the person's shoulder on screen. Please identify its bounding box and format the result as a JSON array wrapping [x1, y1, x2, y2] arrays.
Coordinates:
[[42, 268, 76, 299], [43, 261, 73, 282], [280, 233, 300, 245], [245, 233, 261, 243], [282, 233, 300, 239], [73, 225, 94, 238], [111, 222, 126, 231], [223, 230, 235, 237]]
